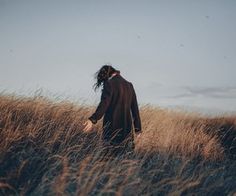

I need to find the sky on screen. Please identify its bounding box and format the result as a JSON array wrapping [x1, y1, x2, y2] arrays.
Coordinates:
[[0, 0, 236, 114]]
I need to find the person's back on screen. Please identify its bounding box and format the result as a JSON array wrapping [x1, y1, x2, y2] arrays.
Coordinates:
[[102, 74, 136, 144], [83, 65, 142, 155]]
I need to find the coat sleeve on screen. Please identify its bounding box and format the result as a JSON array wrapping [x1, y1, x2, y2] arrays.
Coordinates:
[[89, 81, 113, 124], [130, 83, 142, 133]]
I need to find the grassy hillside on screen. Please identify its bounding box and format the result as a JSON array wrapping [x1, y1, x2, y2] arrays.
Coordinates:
[[0, 94, 236, 195]]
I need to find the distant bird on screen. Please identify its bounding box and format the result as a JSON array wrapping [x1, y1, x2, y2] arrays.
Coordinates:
[[179, 44, 184, 47], [205, 15, 210, 19]]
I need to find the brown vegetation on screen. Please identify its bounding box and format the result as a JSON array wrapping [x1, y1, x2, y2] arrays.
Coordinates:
[[0, 94, 235, 195]]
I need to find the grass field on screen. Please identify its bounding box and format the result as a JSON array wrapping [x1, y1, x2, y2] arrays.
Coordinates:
[[0, 94, 236, 195]]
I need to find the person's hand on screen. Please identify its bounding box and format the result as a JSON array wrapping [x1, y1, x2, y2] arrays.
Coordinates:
[[135, 132, 142, 147], [136, 132, 142, 139], [83, 120, 93, 132]]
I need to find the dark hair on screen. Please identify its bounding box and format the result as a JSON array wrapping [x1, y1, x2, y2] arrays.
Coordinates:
[[93, 65, 120, 91]]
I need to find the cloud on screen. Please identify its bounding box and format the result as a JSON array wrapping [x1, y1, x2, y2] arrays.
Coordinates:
[[162, 86, 236, 100], [165, 93, 195, 99], [139, 84, 236, 112], [142, 83, 236, 101], [183, 86, 236, 99]]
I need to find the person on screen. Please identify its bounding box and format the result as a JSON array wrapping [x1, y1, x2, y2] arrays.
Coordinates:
[[83, 65, 142, 157]]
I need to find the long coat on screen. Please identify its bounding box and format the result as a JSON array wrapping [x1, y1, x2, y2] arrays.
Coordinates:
[[89, 74, 142, 145]]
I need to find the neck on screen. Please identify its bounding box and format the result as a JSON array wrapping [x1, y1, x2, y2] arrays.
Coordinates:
[[109, 72, 118, 80]]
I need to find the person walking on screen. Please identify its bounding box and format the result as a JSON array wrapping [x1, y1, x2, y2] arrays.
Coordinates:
[[83, 65, 142, 157]]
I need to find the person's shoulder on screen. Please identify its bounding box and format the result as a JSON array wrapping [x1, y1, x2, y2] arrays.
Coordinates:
[[118, 76, 133, 87], [118, 75, 131, 84], [128, 81, 134, 87], [123, 79, 133, 89], [105, 79, 117, 92], [110, 74, 132, 86], [104, 80, 112, 87]]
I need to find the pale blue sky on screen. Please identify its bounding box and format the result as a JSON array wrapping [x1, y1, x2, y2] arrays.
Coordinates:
[[0, 0, 236, 114]]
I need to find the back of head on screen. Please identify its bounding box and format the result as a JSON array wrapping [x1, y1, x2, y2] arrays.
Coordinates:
[[93, 65, 120, 91]]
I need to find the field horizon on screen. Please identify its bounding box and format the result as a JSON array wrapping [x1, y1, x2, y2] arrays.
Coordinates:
[[0, 93, 236, 195]]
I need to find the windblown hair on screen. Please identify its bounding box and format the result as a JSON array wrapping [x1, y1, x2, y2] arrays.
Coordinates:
[[93, 65, 120, 91]]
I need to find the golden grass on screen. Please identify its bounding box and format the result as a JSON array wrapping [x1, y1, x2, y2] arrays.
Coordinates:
[[0, 94, 235, 195]]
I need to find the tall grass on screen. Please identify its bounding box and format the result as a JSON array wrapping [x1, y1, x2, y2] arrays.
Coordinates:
[[0, 94, 235, 195]]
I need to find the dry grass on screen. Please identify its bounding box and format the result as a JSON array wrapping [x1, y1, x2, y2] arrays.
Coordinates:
[[0, 94, 236, 195]]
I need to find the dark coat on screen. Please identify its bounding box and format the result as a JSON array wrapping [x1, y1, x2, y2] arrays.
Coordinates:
[[89, 74, 142, 144]]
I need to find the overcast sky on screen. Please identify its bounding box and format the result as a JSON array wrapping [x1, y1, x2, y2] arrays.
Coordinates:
[[0, 0, 236, 114]]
